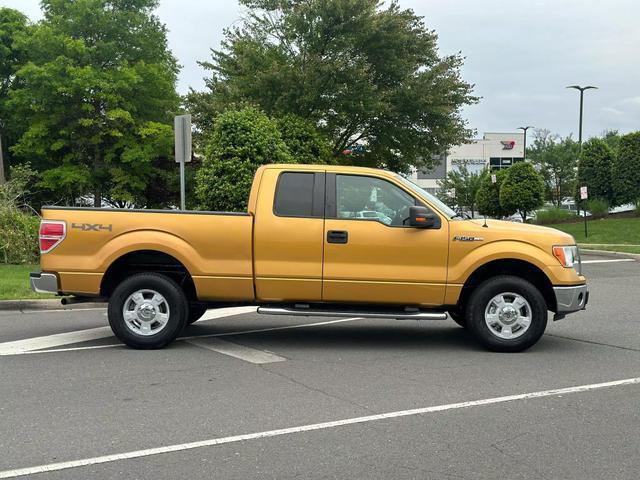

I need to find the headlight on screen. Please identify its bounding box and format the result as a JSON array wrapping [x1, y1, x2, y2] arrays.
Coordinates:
[[553, 245, 579, 268]]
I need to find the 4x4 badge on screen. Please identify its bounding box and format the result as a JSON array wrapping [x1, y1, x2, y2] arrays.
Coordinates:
[[72, 223, 112, 232]]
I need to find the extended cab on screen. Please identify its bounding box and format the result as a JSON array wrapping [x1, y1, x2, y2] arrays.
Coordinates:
[[31, 164, 588, 352]]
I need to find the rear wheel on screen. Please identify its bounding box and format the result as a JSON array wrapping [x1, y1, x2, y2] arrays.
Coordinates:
[[108, 273, 188, 349], [466, 275, 547, 352]]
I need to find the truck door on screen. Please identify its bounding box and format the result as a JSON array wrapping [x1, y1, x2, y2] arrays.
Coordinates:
[[322, 173, 449, 306], [253, 168, 325, 302]]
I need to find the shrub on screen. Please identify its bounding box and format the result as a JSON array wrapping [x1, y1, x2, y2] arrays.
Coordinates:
[[586, 198, 609, 219], [576, 138, 615, 205], [499, 162, 545, 222], [613, 132, 640, 206], [195, 107, 293, 211], [476, 169, 512, 218], [533, 207, 574, 225], [0, 164, 40, 264], [0, 209, 40, 264]]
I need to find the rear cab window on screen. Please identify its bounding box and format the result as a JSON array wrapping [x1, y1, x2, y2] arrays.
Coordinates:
[[273, 171, 324, 218]]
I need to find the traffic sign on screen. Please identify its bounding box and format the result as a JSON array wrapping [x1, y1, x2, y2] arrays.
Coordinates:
[[580, 186, 588, 200]]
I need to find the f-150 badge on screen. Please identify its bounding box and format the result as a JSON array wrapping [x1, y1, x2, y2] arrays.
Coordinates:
[[453, 235, 483, 242]]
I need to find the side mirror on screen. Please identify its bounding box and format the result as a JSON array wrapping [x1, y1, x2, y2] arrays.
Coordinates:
[[409, 206, 440, 229]]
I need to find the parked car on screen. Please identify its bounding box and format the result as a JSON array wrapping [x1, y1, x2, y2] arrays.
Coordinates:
[[31, 164, 588, 352]]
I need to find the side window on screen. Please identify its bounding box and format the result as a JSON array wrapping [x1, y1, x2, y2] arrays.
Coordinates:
[[274, 172, 320, 217], [335, 175, 418, 226]]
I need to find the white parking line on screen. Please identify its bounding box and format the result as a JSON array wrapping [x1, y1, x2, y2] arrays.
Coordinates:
[[186, 338, 286, 364], [0, 327, 113, 356], [581, 259, 635, 264], [1, 376, 638, 479], [1, 316, 363, 356]]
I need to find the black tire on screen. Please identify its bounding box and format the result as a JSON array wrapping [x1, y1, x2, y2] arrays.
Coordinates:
[[466, 275, 547, 352], [448, 309, 467, 328], [187, 303, 208, 325], [108, 272, 188, 349]]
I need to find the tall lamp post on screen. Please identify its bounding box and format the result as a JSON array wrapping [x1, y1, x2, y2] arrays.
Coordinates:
[[566, 85, 597, 146], [567, 85, 597, 238], [517, 126, 534, 161]]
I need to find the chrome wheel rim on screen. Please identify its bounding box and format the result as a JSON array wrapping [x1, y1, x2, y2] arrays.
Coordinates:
[[122, 289, 170, 336], [484, 292, 532, 340]]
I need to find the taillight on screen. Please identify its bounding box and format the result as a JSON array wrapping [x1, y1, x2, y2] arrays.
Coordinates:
[[39, 220, 66, 253]]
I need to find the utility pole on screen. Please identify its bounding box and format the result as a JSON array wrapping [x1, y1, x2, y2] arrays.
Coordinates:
[[567, 85, 597, 238]]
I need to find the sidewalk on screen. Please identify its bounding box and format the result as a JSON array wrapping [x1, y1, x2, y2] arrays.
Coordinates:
[[0, 298, 106, 313]]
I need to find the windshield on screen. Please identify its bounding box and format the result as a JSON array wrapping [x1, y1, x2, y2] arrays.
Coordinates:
[[394, 174, 458, 219]]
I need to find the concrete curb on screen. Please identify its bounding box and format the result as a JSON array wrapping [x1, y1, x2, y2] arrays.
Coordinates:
[[580, 248, 640, 259], [0, 298, 106, 313]]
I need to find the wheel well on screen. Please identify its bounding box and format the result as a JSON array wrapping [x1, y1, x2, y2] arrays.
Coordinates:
[[100, 250, 197, 301], [458, 259, 556, 312]]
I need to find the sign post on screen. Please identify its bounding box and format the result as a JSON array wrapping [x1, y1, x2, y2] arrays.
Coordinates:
[[580, 185, 588, 238], [174, 114, 192, 210]]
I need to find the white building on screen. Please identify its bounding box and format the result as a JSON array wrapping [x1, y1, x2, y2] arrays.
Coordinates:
[[411, 132, 526, 194]]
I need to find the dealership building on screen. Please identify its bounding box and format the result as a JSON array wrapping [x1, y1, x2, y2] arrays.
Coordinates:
[[410, 132, 526, 194]]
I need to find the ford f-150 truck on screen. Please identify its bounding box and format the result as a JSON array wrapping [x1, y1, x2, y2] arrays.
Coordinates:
[[30, 164, 588, 352]]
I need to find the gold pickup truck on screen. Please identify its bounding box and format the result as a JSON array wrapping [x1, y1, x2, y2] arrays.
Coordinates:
[[31, 164, 588, 352]]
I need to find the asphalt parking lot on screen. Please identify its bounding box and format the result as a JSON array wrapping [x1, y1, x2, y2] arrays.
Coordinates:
[[1, 254, 639, 479]]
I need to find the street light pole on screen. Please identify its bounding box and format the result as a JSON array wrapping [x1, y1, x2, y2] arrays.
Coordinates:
[[567, 85, 597, 238], [517, 126, 534, 161], [566, 85, 597, 146]]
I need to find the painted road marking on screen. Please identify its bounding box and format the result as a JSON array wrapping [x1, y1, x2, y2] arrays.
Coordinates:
[[186, 338, 286, 364], [0, 306, 257, 356], [1, 376, 638, 479], [1, 316, 363, 356], [581, 259, 635, 264], [0, 327, 113, 356]]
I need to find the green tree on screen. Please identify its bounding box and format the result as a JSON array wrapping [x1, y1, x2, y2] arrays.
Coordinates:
[[613, 132, 640, 206], [275, 114, 332, 164], [196, 107, 293, 211], [499, 162, 545, 222], [476, 169, 512, 218], [437, 163, 483, 218], [8, 0, 180, 207], [529, 133, 578, 207], [188, 0, 478, 174], [576, 138, 615, 206], [0, 8, 30, 184]]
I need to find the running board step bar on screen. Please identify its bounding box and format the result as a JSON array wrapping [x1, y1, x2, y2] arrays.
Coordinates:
[[257, 306, 448, 321]]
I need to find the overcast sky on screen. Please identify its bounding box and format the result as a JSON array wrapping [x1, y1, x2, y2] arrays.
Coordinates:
[[2, 0, 638, 140]]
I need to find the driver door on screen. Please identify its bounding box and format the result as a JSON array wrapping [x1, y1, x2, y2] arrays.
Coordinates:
[[322, 173, 449, 306]]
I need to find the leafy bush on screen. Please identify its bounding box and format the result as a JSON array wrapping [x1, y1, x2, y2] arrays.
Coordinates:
[[476, 169, 512, 218], [0, 209, 39, 264], [533, 207, 574, 225], [499, 162, 545, 222], [613, 132, 640, 206], [0, 164, 40, 264], [586, 198, 609, 219], [576, 138, 615, 205], [196, 107, 293, 211], [275, 114, 333, 165]]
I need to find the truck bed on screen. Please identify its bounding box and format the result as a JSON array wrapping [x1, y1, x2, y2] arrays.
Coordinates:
[[40, 207, 255, 301]]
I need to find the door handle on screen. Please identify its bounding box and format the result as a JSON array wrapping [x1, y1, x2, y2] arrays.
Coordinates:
[[327, 230, 348, 244]]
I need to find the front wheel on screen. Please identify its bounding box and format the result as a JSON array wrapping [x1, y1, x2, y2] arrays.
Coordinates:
[[108, 272, 188, 349], [466, 276, 547, 352]]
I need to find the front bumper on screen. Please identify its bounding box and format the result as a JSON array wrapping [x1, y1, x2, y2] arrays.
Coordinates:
[[554, 284, 589, 314], [30, 272, 59, 294]]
